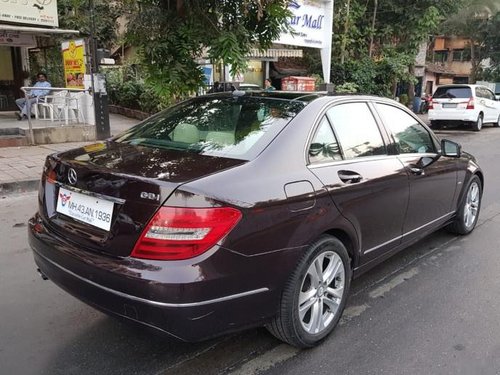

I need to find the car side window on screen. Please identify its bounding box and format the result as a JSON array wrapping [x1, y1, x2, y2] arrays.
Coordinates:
[[308, 116, 342, 164], [326, 102, 386, 159], [475, 87, 484, 99], [375, 103, 435, 154], [485, 89, 495, 100]]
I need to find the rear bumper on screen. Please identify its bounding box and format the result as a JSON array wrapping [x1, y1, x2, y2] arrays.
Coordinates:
[[28, 213, 286, 341], [428, 109, 478, 122]]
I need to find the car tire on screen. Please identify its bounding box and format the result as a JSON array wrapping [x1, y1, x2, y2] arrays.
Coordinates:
[[472, 114, 483, 131], [494, 115, 500, 128], [266, 235, 352, 348], [430, 120, 441, 129], [446, 175, 482, 235]]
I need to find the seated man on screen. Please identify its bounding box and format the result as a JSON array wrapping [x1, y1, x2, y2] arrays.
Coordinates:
[[15, 72, 51, 120]]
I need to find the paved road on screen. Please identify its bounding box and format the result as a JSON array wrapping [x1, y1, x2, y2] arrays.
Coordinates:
[[1, 124, 500, 375]]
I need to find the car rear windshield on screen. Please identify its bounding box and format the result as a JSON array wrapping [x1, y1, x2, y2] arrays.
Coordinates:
[[113, 95, 308, 160], [433, 86, 472, 99]]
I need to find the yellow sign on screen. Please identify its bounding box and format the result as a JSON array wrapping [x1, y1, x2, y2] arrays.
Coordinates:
[[62, 39, 85, 89]]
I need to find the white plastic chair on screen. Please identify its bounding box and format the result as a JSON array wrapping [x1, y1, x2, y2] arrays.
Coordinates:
[[38, 91, 69, 123], [66, 92, 86, 123]]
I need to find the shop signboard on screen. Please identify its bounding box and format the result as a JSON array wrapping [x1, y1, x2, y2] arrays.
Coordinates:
[[61, 39, 86, 89], [0, 0, 59, 27], [276, 0, 328, 49], [0, 30, 36, 47]]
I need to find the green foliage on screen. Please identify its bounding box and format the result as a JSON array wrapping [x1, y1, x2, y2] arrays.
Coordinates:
[[29, 48, 65, 87], [440, 0, 500, 82], [126, 0, 291, 100], [103, 66, 171, 113], [398, 93, 409, 106], [328, 51, 414, 97], [335, 82, 359, 94], [297, 0, 461, 97], [29, 0, 121, 89], [58, 0, 122, 49]]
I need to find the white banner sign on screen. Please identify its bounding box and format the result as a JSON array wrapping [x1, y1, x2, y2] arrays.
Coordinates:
[[0, 0, 59, 27], [276, 0, 327, 49], [0, 30, 36, 46]]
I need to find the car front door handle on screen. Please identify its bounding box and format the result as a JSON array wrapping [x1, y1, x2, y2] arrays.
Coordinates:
[[338, 170, 363, 183]]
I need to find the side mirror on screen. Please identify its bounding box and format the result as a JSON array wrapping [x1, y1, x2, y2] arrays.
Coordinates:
[[441, 139, 461, 158]]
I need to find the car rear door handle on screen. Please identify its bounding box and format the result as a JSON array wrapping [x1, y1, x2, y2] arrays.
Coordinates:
[[338, 170, 363, 183]]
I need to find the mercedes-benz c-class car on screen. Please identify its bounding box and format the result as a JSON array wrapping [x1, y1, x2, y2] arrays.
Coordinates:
[[29, 91, 483, 348]]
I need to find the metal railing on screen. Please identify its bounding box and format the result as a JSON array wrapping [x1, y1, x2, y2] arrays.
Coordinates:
[[20, 86, 91, 145]]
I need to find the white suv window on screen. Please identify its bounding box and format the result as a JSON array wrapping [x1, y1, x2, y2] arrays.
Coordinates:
[[433, 86, 472, 99]]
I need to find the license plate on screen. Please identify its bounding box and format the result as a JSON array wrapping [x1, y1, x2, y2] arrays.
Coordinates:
[[56, 187, 114, 231], [443, 103, 457, 108]]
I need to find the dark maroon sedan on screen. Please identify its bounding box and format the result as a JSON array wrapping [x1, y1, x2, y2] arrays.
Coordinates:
[[29, 91, 483, 348]]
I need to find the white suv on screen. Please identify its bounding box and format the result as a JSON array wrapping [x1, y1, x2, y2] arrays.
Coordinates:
[[428, 84, 500, 131]]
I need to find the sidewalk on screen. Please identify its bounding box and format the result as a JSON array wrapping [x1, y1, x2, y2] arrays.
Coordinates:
[[0, 113, 140, 195]]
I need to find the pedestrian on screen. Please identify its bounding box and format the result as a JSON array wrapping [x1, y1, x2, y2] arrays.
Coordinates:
[[15, 72, 51, 120], [264, 78, 276, 92]]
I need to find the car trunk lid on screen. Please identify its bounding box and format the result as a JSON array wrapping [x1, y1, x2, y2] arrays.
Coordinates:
[[39, 141, 245, 257]]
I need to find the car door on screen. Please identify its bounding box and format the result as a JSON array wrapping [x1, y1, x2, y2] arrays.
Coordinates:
[[307, 101, 410, 263], [374, 102, 458, 243], [482, 87, 500, 123]]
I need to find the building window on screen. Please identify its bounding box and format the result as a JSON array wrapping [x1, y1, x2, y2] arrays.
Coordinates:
[[434, 51, 448, 63], [452, 49, 471, 62]]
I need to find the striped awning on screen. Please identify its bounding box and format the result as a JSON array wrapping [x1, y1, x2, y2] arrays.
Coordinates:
[[247, 48, 303, 58]]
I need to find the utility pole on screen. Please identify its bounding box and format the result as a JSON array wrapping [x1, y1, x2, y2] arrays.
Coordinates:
[[88, 0, 110, 140]]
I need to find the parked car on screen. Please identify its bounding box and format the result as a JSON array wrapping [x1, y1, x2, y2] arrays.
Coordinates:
[[428, 84, 500, 131], [237, 83, 262, 91], [29, 91, 483, 348]]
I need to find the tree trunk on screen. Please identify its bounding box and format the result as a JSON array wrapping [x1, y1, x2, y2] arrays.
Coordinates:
[[408, 63, 415, 107], [340, 0, 351, 65], [469, 42, 478, 83], [369, 0, 378, 58]]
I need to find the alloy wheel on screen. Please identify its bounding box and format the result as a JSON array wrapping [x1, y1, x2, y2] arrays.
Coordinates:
[[464, 181, 480, 229], [298, 251, 345, 334]]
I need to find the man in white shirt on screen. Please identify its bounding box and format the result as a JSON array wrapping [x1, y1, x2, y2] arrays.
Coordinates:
[[15, 72, 51, 120]]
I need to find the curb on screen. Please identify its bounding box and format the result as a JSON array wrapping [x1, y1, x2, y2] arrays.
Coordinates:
[[0, 179, 40, 196]]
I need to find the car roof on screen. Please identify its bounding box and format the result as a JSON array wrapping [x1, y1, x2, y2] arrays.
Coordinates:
[[435, 84, 489, 89], [204, 90, 397, 103], [201, 91, 411, 113]]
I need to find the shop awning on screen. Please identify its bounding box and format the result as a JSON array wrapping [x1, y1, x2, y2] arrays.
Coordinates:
[[247, 48, 303, 59], [0, 24, 79, 36]]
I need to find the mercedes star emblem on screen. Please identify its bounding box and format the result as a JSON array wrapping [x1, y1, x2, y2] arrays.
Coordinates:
[[68, 168, 78, 185]]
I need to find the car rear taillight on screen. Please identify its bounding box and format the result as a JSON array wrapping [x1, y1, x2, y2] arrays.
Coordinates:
[[131, 206, 242, 260], [428, 101, 435, 110], [466, 97, 475, 109]]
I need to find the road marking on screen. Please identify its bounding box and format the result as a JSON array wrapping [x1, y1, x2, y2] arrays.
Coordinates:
[[228, 344, 300, 375], [368, 267, 419, 299]]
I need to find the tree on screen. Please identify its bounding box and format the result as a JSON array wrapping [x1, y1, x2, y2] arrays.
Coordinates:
[[125, 0, 292, 99], [326, 0, 460, 97], [441, 0, 500, 82], [58, 0, 122, 49], [30, 0, 122, 87]]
